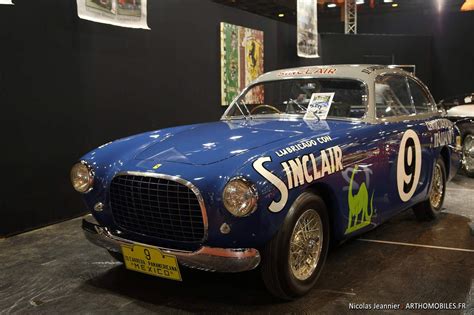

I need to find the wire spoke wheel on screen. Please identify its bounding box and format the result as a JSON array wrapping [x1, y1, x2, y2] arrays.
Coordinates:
[[463, 135, 474, 174], [288, 209, 323, 281], [429, 163, 444, 209], [261, 192, 329, 299]]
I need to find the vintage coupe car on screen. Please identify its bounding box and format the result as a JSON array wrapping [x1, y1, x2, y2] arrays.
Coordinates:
[[72, 65, 461, 299], [439, 93, 474, 177]]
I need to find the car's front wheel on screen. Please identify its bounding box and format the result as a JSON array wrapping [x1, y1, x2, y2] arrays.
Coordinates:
[[413, 156, 446, 221], [261, 192, 329, 300], [462, 134, 474, 178]]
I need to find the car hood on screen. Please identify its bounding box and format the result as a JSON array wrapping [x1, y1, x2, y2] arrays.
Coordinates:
[[134, 120, 309, 165], [447, 105, 474, 117]]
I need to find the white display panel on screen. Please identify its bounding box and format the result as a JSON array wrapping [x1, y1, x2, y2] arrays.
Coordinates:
[[297, 0, 319, 58], [77, 0, 150, 30]]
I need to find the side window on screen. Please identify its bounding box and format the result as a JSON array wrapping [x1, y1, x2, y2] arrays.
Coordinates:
[[375, 75, 415, 118], [408, 78, 433, 113]]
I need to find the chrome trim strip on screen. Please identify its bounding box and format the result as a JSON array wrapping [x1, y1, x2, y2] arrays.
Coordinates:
[[82, 215, 260, 273], [388, 64, 416, 75], [111, 171, 209, 243]]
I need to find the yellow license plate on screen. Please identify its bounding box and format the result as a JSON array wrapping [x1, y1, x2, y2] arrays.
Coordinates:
[[121, 244, 182, 281]]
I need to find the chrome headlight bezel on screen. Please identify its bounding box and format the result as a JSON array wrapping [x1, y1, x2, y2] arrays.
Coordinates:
[[222, 177, 258, 217], [70, 161, 95, 193]]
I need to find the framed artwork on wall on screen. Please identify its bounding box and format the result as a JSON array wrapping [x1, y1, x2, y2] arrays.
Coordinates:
[[76, 0, 150, 29], [220, 22, 264, 106]]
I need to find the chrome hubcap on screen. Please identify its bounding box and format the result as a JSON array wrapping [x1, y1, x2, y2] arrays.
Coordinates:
[[463, 135, 474, 172], [289, 209, 323, 281], [430, 163, 444, 209]]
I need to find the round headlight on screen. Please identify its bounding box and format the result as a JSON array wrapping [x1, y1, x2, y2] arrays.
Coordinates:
[[70, 162, 94, 193], [222, 177, 258, 217]]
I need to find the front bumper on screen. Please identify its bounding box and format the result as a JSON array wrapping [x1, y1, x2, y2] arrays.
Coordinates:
[[82, 215, 261, 273]]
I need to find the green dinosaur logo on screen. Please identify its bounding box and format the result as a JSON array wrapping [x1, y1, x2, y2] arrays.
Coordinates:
[[345, 165, 375, 234]]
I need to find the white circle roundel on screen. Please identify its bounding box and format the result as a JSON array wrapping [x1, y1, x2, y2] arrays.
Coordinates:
[[397, 129, 422, 202]]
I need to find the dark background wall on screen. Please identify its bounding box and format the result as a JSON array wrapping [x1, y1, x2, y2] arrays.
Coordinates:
[[0, 0, 468, 236], [275, 25, 433, 88], [317, 9, 474, 100], [0, 0, 283, 236]]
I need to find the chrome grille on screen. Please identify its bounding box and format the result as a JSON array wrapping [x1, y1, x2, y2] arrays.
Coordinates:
[[110, 174, 205, 243]]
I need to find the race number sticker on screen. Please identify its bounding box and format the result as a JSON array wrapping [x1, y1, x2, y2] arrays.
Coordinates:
[[397, 130, 422, 202]]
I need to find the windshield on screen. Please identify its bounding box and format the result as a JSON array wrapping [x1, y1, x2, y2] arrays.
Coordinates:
[[224, 78, 367, 119]]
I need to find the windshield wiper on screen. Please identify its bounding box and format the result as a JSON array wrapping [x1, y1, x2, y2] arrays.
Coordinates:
[[288, 98, 308, 113], [288, 98, 321, 121]]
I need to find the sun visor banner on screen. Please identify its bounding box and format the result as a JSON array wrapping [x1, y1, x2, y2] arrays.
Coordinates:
[[0, 0, 13, 4], [297, 0, 319, 58], [77, 0, 150, 30]]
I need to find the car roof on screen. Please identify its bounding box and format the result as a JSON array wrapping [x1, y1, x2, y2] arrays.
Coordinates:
[[254, 64, 409, 84]]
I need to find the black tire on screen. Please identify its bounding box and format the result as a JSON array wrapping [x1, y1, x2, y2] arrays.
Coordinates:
[[260, 192, 330, 300], [413, 156, 447, 221], [108, 250, 124, 263]]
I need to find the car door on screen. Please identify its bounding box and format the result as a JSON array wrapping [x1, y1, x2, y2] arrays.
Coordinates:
[[374, 73, 436, 221]]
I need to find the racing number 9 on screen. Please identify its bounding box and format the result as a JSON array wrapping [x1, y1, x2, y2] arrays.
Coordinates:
[[144, 249, 151, 261], [397, 130, 422, 202]]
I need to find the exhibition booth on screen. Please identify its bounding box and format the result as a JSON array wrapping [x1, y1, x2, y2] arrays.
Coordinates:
[[0, 0, 473, 313]]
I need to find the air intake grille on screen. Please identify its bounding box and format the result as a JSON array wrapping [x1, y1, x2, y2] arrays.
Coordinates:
[[110, 174, 205, 243]]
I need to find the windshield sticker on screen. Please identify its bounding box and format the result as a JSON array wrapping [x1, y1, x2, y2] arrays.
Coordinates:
[[277, 67, 337, 77], [253, 145, 343, 213], [345, 165, 375, 234], [304, 93, 335, 121]]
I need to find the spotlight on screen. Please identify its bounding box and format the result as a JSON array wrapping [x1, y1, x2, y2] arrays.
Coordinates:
[[392, 3, 398, 7], [437, 0, 443, 12], [383, 0, 393, 2], [327, 3, 337, 8], [278, 13, 285, 17], [356, 0, 365, 4], [461, 0, 474, 11]]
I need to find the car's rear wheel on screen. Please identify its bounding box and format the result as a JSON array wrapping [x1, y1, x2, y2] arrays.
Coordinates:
[[261, 192, 329, 300], [462, 134, 474, 178], [413, 156, 446, 221]]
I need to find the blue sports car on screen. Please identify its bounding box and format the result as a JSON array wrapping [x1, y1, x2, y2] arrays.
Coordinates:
[[72, 65, 461, 299]]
